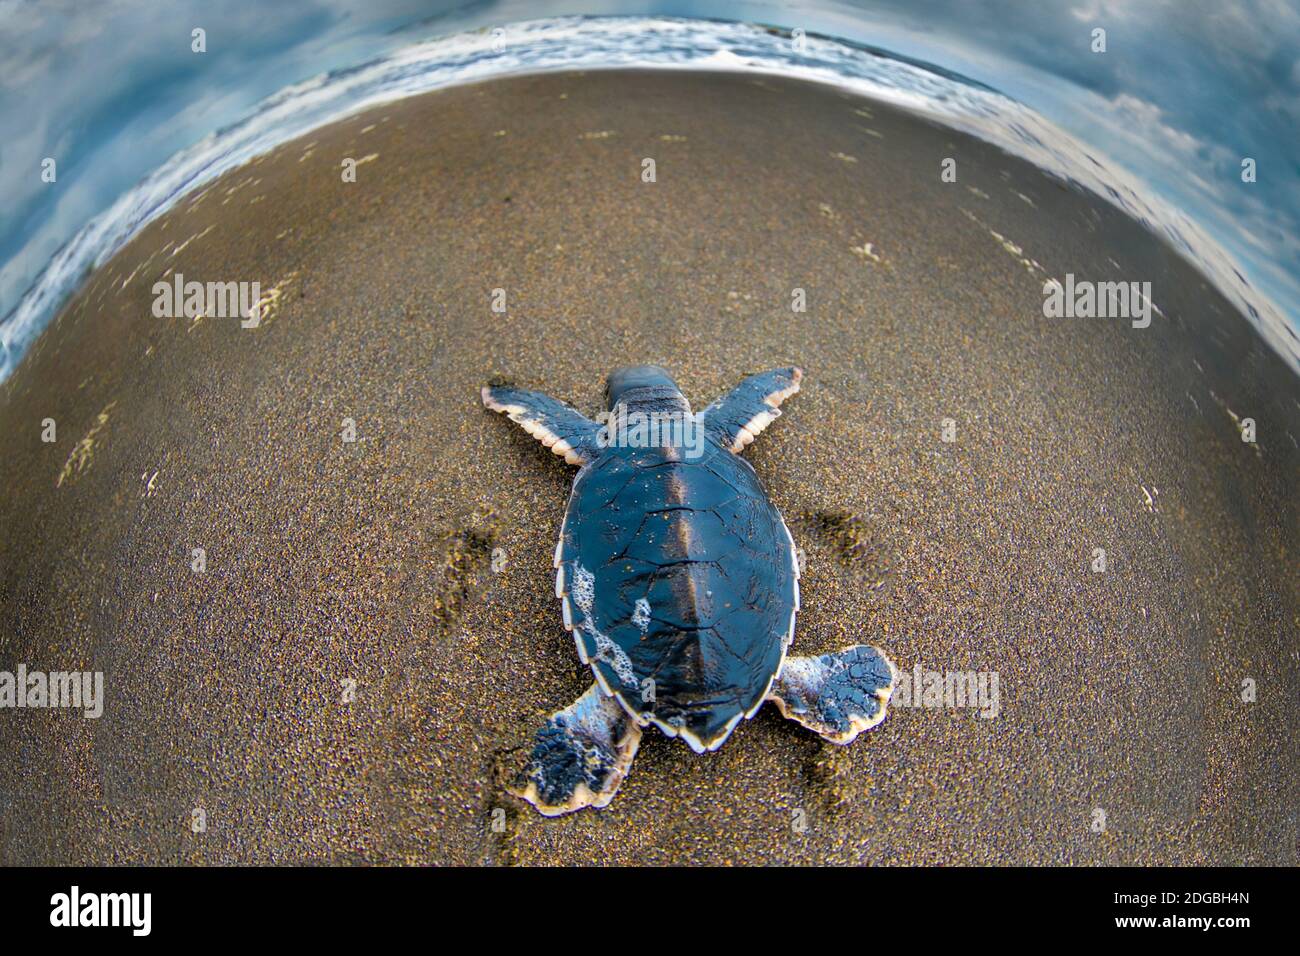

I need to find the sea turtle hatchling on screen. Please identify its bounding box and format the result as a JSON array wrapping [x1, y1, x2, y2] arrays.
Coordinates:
[[482, 365, 898, 815]]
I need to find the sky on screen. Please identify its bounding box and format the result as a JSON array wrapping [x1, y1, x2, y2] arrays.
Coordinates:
[[1, 1, 1297, 371]]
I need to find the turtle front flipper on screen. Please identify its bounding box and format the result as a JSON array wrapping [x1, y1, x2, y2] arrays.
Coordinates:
[[768, 644, 898, 744], [699, 366, 802, 453], [482, 383, 603, 465], [509, 683, 642, 816]]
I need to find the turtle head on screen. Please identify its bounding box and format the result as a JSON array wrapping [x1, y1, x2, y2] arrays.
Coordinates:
[[604, 365, 684, 411]]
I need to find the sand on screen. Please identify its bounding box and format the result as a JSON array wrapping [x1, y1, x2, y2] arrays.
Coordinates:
[[0, 70, 1295, 865]]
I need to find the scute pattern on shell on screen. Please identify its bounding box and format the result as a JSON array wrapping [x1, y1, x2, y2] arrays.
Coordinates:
[[556, 439, 798, 751]]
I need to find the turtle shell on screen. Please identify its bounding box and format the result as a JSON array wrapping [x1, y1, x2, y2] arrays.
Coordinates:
[[555, 440, 799, 752]]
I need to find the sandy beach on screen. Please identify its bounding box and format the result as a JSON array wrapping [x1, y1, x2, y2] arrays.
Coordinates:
[[0, 69, 1295, 865]]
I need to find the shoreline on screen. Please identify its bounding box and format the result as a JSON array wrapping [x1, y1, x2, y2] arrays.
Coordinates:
[[4, 19, 1297, 382]]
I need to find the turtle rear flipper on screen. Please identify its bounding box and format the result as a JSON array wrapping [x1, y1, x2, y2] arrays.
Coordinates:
[[699, 366, 802, 453], [509, 683, 642, 816], [482, 384, 603, 465], [768, 644, 898, 744]]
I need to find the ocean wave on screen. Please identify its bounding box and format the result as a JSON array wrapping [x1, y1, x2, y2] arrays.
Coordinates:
[[1, 15, 1293, 380]]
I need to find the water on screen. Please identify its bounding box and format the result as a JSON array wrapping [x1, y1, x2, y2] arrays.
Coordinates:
[[1, 11, 1297, 382]]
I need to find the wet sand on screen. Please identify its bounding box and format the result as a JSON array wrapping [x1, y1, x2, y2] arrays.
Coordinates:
[[0, 70, 1296, 865]]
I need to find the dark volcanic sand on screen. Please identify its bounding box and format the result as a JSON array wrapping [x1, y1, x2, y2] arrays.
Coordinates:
[[0, 70, 1296, 865]]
